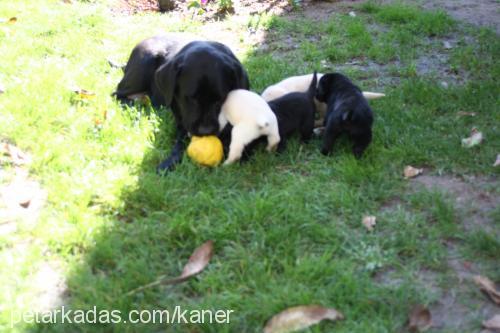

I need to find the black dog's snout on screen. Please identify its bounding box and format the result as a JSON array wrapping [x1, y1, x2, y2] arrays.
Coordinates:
[[196, 124, 218, 136]]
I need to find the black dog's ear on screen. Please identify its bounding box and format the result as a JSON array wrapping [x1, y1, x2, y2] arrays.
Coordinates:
[[316, 74, 332, 103], [154, 60, 180, 106], [237, 65, 250, 90], [227, 59, 250, 90]]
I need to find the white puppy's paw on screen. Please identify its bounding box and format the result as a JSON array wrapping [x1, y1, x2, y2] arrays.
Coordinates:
[[313, 127, 325, 136]]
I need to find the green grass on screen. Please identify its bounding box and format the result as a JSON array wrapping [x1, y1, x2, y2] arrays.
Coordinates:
[[0, 0, 499, 332]]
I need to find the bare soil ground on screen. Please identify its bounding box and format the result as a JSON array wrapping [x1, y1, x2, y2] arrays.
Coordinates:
[[377, 174, 499, 332], [113, 0, 500, 34]]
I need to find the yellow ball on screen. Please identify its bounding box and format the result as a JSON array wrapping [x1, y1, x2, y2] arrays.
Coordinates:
[[187, 135, 224, 167]]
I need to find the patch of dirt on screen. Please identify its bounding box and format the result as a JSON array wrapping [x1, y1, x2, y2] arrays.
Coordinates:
[[411, 174, 499, 235], [111, 0, 500, 35], [419, 0, 500, 34], [111, 0, 293, 17], [376, 173, 499, 331], [112, 0, 159, 15], [30, 262, 68, 312], [1, 141, 67, 312]]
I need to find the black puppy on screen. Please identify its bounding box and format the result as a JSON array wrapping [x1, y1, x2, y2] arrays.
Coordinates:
[[114, 36, 249, 172], [267, 72, 317, 152], [114, 34, 194, 107], [316, 73, 373, 158]]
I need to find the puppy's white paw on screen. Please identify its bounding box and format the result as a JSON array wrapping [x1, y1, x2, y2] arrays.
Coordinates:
[[313, 127, 325, 136]]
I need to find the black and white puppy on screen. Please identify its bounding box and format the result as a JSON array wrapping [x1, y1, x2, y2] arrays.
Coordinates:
[[219, 89, 280, 165], [114, 35, 249, 172], [316, 73, 374, 158], [267, 72, 318, 152]]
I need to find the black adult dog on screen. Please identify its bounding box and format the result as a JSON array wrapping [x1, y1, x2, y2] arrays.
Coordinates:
[[315, 73, 374, 158], [114, 35, 249, 172], [114, 34, 193, 108], [267, 71, 317, 152]]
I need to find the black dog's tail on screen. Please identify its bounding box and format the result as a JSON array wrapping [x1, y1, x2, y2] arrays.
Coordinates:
[[307, 71, 318, 100]]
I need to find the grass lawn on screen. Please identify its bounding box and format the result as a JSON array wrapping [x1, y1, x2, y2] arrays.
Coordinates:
[[0, 0, 499, 332]]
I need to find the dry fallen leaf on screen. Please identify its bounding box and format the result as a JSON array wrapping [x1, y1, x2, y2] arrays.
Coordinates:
[[1, 142, 31, 166], [483, 314, 500, 331], [0, 83, 4, 94], [474, 275, 500, 305], [461, 128, 483, 148], [127, 92, 151, 106], [107, 58, 125, 70], [264, 305, 344, 333], [362, 215, 376, 231], [1, 17, 17, 24], [404, 166, 423, 179], [125, 240, 214, 296], [172, 240, 214, 283], [73, 88, 95, 99], [408, 305, 432, 332], [443, 41, 452, 49], [457, 111, 476, 117], [494, 154, 500, 167]]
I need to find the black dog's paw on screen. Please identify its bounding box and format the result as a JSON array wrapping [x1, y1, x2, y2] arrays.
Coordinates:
[[156, 156, 180, 174], [276, 141, 287, 154], [321, 147, 331, 156], [352, 147, 365, 159]]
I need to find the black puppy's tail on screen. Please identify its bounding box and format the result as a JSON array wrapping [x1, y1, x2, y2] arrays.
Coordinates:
[[307, 71, 318, 100]]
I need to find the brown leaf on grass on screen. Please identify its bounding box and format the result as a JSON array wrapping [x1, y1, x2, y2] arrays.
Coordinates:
[[461, 127, 483, 148], [107, 58, 125, 70], [404, 166, 423, 179], [172, 240, 214, 283], [127, 92, 151, 106], [408, 305, 432, 332], [264, 305, 344, 333], [2, 180, 37, 208], [474, 275, 500, 305], [125, 240, 214, 296], [73, 88, 95, 99], [362, 215, 376, 231], [1, 17, 17, 24], [1, 142, 31, 166], [483, 315, 500, 331], [457, 111, 476, 117], [494, 154, 500, 167], [0, 82, 4, 94]]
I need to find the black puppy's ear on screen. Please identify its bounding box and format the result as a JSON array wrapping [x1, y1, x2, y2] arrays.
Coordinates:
[[316, 75, 331, 103], [154, 61, 180, 106]]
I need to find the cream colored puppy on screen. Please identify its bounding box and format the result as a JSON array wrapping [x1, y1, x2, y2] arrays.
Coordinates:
[[219, 89, 280, 165], [261, 73, 385, 127], [261, 73, 385, 101]]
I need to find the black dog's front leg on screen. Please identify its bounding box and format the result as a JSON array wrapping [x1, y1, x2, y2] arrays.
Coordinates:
[[351, 128, 372, 159], [157, 126, 188, 174], [321, 115, 342, 155], [277, 137, 288, 153]]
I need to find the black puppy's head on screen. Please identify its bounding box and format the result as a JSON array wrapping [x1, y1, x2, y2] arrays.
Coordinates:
[[155, 41, 249, 136], [316, 73, 354, 103]]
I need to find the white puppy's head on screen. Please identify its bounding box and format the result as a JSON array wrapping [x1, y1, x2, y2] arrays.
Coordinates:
[[220, 89, 281, 164]]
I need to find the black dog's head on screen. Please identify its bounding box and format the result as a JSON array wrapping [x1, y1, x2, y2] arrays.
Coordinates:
[[316, 73, 357, 103], [155, 41, 249, 136]]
